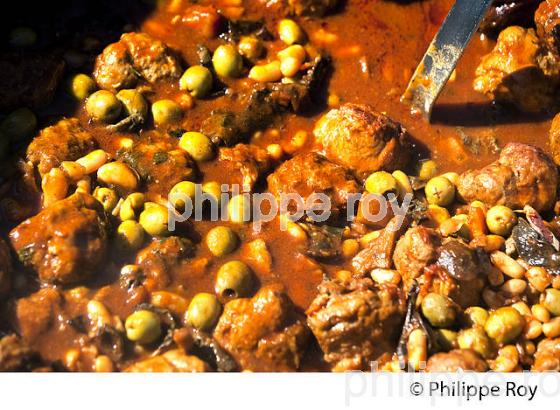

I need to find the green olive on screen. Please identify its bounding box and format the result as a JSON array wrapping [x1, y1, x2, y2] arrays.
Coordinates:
[[202, 181, 222, 202], [139, 202, 170, 236], [364, 171, 398, 195], [441, 172, 459, 186], [486, 205, 517, 236], [206, 226, 239, 256], [228, 194, 250, 223], [169, 180, 197, 211], [86, 90, 122, 123], [457, 327, 494, 359], [9, 27, 37, 48], [212, 44, 243, 78], [68, 73, 97, 100], [151, 99, 182, 126], [278, 19, 306, 45], [179, 66, 213, 98], [125, 310, 162, 344], [463, 306, 489, 327], [1, 108, 37, 141], [185, 293, 222, 331], [425, 176, 455, 207], [93, 187, 119, 213], [116, 220, 145, 250], [178, 131, 214, 162], [120, 201, 136, 221], [434, 328, 458, 351], [484, 306, 525, 344], [420, 293, 457, 328], [542, 288, 560, 316], [116, 89, 148, 117], [238, 36, 263, 61], [215, 260, 253, 299], [119, 192, 145, 221], [418, 159, 438, 181]]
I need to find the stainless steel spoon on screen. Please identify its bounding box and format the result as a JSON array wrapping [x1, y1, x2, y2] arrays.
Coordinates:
[[401, 0, 494, 119]]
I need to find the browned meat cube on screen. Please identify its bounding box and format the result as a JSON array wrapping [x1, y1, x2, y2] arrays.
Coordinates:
[[218, 144, 273, 191], [27, 118, 97, 177], [135, 237, 195, 291], [0, 53, 64, 111], [313, 104, 411, 179], [117, 135, 196, 194], [536, 0, 560, 59], [393, 226, 441, 289], [0, 238, 12, 297], [550, 112, 560, 165], [394, 232, 484, 308], [473, 26, 559, 113], [532, 337, 560, 371], [201, 56, 330, 146], [429, 240, 486, 308], [179, 5, 224, 38], [9, 193, 108, 285], [306, 278, 406, 371], [266, 152, 359, 216], [352, 216, 410, 274], [94, 32, 182, 91], [0, 334, 42, 371], [15, 288, 62, 343], [426, 349, 488, 372], [458, 143, 558, 212], [125, 349, 210, 372], [213, 285, 310, 371]]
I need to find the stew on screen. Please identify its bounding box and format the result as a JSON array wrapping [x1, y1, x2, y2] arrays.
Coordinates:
[[1, 0, 560, 372]]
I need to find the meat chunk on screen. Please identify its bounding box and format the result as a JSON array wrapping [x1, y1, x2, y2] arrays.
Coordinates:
[[393, 226, 441, 289], [218, 144, 273, 190], [9, 193, 108, 285], [306, 278, 406, 371], [550, 111, 560, 166], [201, 56, 330, 146], [117, 134, 196, 194], [425, 349, 488, 372], [241, 239, 273, 276], [94, 32, 182, 91], [266, 152, 360, 216], [213, 285, 310, 371], [136, 236, 195, 291], [428, 240, 486, 308], [125, 349, 210, 372], [535, 0, 560, 59], [27, 118, 97, 177], [313, 104, 410, 179], [352, 217, 410, 274], [458, 142, 558, 212], [473, 26, 559, 113], [0, 334, 42, 371], [532, 337, 560, 371], [0, 53, 64, 111], [179, 5, 224, 38], [0, 238, 12, 297], [15, 288, 62, 343]]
